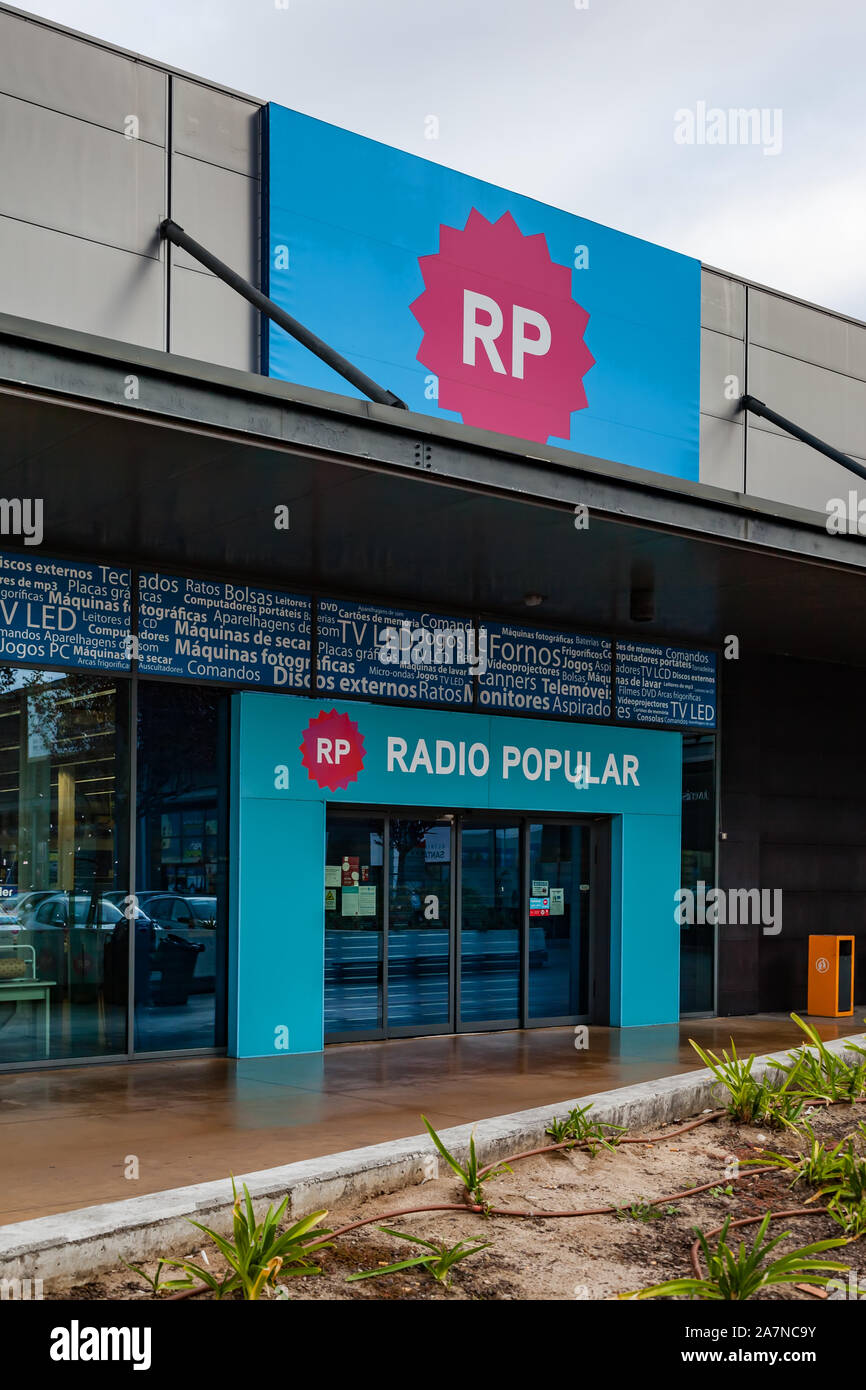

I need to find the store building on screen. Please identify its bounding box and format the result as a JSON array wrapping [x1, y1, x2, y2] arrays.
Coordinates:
[[0, 4, 864, 1070]]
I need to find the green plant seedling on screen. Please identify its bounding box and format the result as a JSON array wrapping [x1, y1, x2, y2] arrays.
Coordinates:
[[689, 1038, 763, 1121], [160, 1258, 238, 1300], [174, 1177, 331, 1300], [545, 1115, 572, 1144], [621, 1213, 848, 1300], [545, 1103, 626, 1156], [758, 1083, 806, 1132], [819, 1154, 866, 1207], [422, 1116, 511, 1206], [748, 1123, 855, 1188], [346, 1229, 491, 1287], [690, 1037, 806, 1128], [615, 1199, 678, 1222], [120, 1258, 194, 1297], [827, 1197, 866, 1239], [708, 1185, 735, 1198], [775, 1014, 866, 1103]]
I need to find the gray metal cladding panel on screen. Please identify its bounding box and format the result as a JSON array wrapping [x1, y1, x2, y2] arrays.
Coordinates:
[[0, 213, 164, 347], [0, 95, 165, 256], [750, 289, 866, 381], [699, 412, 744, 492], [748, 344, 866, 459], [170, 264, 258, 371], [700, 328, 744, 419], [170, 154, 259, 281], [746, 424, 866, 515], [172, 78, 260, 176], [0, 10, 166, 144], [701, 269, 745, 338]]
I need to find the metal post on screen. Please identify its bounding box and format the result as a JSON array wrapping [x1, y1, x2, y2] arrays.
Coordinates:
[[740, 394, 866, 482], [159, 218, 408, 410]]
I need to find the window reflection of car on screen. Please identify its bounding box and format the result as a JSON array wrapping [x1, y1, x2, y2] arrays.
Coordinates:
[[101, 891, 157, 925], [6, 890, 61, 924], [0, 908, 21, 944], [15, 895, 128, 989], [132, 894, 218, 990], [29, 895, 125, 929]]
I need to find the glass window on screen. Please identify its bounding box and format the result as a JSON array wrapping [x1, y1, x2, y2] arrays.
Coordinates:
[[324, 815, 384, 1034], [459, 822, 521, 1025], [527, 822, 590, 1019], [680, 734, 716, 1013], [388, 817, 452, 1029], [0, 668, 129, 1063], [133, 682, 228, 1053]]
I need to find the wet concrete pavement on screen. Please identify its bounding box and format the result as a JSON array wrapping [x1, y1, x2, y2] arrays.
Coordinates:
[[1, 1013, 863, 1224]]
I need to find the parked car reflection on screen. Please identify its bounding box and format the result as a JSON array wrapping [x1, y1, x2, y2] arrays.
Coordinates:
[[0, 907, 21, 942], [9, 893, 125, 991], [6, 890, 63, 924], [28, 894, 125, 930], [105, 893, 218, 990]]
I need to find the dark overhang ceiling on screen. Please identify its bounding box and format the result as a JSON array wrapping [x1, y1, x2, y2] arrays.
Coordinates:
[[3, 385, 866, 670]]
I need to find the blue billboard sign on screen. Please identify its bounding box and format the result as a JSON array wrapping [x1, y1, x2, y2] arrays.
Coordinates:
[[478, 620, 611, 720], [615, 641, 717, 729], [264, 104, 701, 480], [137, 572, 311, 689], [0, 550, 717, 734], [317, 597, 475, 706], [0, 551, 130, 671]]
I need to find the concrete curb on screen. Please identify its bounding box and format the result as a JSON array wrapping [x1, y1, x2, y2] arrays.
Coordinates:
[[2, 1032, 863, 1288]]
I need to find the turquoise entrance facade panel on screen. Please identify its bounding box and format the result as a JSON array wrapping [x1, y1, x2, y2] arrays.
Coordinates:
[[230, 694, 683, 1057]]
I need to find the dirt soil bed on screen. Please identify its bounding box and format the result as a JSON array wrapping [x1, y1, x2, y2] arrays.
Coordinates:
[[50, 1103, 864, 1301]]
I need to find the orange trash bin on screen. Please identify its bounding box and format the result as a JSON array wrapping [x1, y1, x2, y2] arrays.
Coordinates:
[[807, 935, 855, 1018]]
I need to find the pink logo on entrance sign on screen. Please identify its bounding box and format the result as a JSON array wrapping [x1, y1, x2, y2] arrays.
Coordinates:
[[300, 709, 365, 791], [411, 208, 595, 443]]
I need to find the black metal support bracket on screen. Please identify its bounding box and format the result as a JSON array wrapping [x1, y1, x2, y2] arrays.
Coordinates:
[[739, 393, 866, 483], [159, 218, 407, 410]]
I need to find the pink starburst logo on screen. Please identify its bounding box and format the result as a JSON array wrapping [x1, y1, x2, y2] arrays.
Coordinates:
[[410, 208, 595, 443], [300, 709, 365, 791]]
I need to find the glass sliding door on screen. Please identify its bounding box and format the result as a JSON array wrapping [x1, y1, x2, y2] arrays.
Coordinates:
[[324, 815, 384, 1035], [322, 810, 604, 1042], [527, 822, 590, 1020], [387, 817, 452, 1031], [459, 822, 521, 1027]]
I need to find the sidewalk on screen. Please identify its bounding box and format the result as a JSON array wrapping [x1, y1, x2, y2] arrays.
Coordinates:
[[1, 1013, 862, 1224]]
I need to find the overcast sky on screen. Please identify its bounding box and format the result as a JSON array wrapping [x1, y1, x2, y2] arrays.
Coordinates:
[[18, 0, 866, 318]]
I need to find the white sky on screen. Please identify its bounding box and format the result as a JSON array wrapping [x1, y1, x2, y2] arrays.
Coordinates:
[[16, 0, 866, 319]]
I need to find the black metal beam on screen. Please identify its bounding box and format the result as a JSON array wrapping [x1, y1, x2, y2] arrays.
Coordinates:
[[159, 217, 407, 410], [740, 393, 866, 482]]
